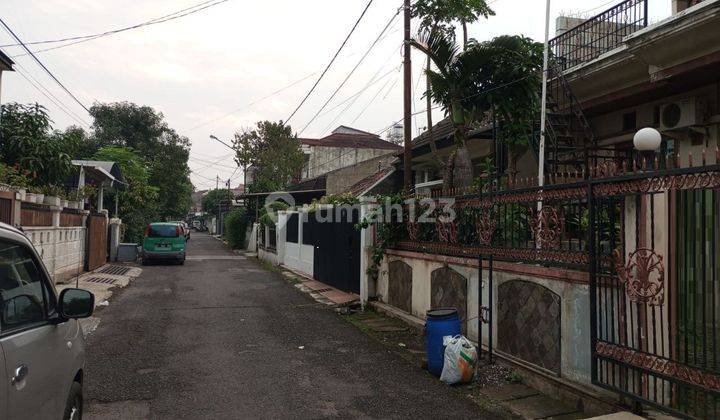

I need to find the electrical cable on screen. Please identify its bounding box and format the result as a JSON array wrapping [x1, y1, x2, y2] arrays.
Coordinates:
[[4, 0, 231, 56], [0, 17, 90, 113], [298, 4, 402, 135], [284, 0, 374, 125]]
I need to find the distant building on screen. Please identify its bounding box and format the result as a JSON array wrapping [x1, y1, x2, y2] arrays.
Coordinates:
[[299, 126, 401, 180]]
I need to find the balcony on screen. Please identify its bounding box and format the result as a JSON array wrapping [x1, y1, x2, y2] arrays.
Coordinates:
[[550, 0, 648, 72]]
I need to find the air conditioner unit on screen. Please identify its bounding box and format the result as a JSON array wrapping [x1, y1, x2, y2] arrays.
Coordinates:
[[659, 98, 704, 130]]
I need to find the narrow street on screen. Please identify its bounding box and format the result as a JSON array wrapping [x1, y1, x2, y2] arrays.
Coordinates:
[[84, 233, 491, 419]]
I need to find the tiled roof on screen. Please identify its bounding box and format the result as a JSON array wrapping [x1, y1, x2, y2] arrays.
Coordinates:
[[299, 129, 402, 151], [348, 166, 395, 197]]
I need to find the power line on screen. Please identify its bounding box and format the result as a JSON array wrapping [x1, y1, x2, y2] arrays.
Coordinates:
[[0, 17, 90, 113], [4, 0, 230, 56], [11, 63, 90, 127], [299, 5, 402, 135], [350, 75, 394, 125], [284, 0, 374, 125], [318, 62, 401, 136], [181, 70, 319, 134]]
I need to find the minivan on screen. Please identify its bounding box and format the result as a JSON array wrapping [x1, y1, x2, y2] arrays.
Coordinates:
[[0, 222, 95, 419], [141, 222, 187, 265]]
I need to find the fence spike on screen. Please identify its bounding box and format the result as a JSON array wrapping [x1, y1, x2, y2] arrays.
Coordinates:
[[716, 147, 720, 164], [689, 152, 693, 167], [654, 155, 659, 170], [702, 148, 707, 166], [676, 152, 681, 168], [622, 160, 628, 174]]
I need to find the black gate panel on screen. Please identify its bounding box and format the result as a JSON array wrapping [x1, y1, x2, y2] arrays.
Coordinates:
[[311, 207, 361, 294]]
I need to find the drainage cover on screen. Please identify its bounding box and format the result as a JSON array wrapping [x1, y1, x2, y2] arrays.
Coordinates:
[[85, 277, 117, 284], [98, 265, 130, 275]]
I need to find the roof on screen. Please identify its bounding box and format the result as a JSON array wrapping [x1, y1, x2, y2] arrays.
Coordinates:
[[410, 117, 494, 150], [287, 174, 326, 192], [71, 160, 126, 186], [299, 126, 401, 151], [0, 49, 14, 71], [348, 166, 395, 197]]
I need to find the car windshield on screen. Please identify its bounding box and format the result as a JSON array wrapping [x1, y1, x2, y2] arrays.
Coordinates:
[[148, 225, 179, 238]]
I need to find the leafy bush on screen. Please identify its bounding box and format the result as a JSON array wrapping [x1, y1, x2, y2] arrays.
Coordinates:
[[0, 163, 31, 188], [224, 208, 248, 249]]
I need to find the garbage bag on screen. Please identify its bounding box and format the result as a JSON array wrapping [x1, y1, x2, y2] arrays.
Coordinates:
[[440, 335, 478, 385]]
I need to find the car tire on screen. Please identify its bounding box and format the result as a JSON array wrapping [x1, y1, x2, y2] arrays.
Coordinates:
[[179, 258, 185, 265], [63, 381, 83, 420]]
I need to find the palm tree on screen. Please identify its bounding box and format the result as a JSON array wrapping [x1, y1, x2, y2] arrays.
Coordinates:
[[410, 32, 543, 189]]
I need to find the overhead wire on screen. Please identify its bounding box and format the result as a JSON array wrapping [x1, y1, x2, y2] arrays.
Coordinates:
[[283, 0, 375, 125], [298, 4, 402, 135], [4, 0, 231, 56], [0, 17, 90, 113]]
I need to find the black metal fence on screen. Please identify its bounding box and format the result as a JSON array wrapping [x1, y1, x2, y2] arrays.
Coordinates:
[[550, 0, 648, 72]]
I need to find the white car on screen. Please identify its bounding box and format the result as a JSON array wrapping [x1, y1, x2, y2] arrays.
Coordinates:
[[0, 222, 94, 419]]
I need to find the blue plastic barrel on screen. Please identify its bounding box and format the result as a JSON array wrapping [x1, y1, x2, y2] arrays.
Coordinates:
[[425, 308, 461, 376]]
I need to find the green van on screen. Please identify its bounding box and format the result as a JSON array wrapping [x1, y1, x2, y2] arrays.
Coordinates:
[[142, 222, 186, 265]]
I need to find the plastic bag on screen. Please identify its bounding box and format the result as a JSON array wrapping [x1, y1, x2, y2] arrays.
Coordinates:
[[440, 335, 478, 385]]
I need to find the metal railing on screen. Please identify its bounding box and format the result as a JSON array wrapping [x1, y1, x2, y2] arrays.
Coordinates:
[[550, 0, 648, 72]]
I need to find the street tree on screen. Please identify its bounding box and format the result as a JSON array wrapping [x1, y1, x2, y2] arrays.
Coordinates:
[[201, 189, 232, 217], [89, 102, 193, 219], [410, 32, 543, 188], [232, 121, 304, 193], [411, 0, 494, 172]]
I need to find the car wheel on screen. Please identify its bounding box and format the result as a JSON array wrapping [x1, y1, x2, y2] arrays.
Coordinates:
[[63, 381, 83, 420]]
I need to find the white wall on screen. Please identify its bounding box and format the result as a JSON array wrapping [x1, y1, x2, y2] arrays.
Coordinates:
[[278, 211, 314, 276], [25, 227, 86, 284]]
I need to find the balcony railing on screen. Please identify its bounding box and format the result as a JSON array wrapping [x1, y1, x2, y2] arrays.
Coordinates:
[[550, 0, 648, 72]]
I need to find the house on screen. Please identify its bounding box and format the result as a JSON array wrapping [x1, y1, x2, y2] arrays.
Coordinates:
[[299, 126, 401, 180], [370, 1, 720, 417]]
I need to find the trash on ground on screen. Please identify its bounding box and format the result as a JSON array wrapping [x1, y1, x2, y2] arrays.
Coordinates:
[[440, 335, 478, 385], [98, 300, 110, 306], [298, 346, 305, 350]]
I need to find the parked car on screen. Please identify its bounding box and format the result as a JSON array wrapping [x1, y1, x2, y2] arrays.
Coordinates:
[[0, 222, 95, 420], [142, 222, 187, 265]]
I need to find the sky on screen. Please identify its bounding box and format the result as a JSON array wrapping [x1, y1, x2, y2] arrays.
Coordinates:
[[0, 0, 673, 190]]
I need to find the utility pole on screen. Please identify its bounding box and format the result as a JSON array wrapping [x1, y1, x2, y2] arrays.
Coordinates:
[[216, 175, 220, 235], [403, 0, 412, 191], [538, 0, 551, 190]]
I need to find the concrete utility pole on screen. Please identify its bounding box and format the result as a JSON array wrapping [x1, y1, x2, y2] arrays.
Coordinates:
[[403, 0, 412, 191], [538, 0, 551, 189]]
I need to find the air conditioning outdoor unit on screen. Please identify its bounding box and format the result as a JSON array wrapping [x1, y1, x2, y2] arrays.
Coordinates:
[[659, 98, 704, 130]]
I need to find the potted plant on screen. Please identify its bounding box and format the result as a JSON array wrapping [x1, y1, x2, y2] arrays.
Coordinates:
[[41, 185, 65, 207]]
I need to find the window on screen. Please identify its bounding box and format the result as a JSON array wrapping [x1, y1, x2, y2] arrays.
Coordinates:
[[0, 240, 49, 331], [148, 224, 179, 238]]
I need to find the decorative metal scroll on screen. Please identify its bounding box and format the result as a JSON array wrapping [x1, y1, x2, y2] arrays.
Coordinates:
[[475, 211, 496, 246], [596, 341, 720, 392], [530, 205, 564, 249], [436, 219, 457, 244], [406, 221, 419, 241], [613, 248, 665, 306]]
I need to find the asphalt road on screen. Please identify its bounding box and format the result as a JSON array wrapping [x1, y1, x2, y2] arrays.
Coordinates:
[[84, 232, 491, 419]]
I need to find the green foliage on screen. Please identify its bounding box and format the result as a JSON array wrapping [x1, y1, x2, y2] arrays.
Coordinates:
[[201, 189, 232, 218], [320, 192, 360, 206], [356, 193, 408, 279], [233, 121, 304, 193], [0, 103, 73, 186], [258, 200, 290, 228], [90, 102, 193, 219], [93, 146, 159, 244], [0, 163, 31, 188], [224, 208, 248, 249], [412, 0, 494, 37]]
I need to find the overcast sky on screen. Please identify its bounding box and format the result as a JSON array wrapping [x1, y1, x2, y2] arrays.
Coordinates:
[[0, 0, 672, 190]]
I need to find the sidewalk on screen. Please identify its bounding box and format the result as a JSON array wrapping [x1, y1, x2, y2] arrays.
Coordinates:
[[56, 263, 142, 335], [277, 266, 359, 307]]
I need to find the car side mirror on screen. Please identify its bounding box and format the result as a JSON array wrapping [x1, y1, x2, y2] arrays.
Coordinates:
[[58, 288, 94, 319]]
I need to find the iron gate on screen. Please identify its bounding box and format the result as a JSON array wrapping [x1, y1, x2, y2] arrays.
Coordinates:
[[311, 207, 361, 294], [589, 164, 720, 418]]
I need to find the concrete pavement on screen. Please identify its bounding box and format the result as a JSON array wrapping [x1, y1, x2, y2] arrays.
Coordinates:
[[84, 232, 498, 419]]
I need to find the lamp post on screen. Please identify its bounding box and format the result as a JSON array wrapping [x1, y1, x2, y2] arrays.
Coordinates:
[[633, 127, 662, 170]]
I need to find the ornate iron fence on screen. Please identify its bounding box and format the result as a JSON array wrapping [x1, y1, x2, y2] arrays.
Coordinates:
[[386, 151, 720, 417]]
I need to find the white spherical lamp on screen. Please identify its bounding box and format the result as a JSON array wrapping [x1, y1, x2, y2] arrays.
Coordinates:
[[633, 127, 662, 151]]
